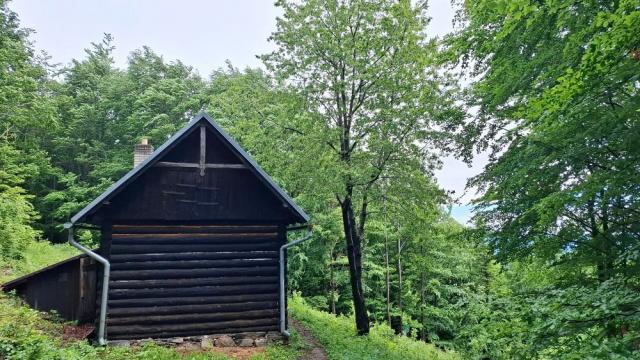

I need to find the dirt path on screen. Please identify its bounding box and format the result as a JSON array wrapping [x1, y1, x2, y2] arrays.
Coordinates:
[[290, 318, 328, 360]]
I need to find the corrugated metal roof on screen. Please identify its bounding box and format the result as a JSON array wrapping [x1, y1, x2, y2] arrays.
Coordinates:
[[70, 112, 310, 225]]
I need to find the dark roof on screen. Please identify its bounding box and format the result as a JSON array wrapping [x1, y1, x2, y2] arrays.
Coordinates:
[[70, 112, 310, 224], [2, 254, 88, 290]]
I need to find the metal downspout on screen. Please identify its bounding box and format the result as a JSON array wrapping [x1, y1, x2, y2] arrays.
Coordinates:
[[64, 222, 110, 346], [280, 224, 313, 337]]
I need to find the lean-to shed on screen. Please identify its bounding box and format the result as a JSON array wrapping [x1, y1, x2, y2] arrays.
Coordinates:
[[3, 112, 310, 344]]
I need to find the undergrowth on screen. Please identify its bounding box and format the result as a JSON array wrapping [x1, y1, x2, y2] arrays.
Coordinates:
[[0, 241, 78, 283], [289, 295, 459, 360]]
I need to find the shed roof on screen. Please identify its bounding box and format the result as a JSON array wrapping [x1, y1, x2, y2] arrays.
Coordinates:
[[70, 112, 309, 225], [2, 254, 88, 291]]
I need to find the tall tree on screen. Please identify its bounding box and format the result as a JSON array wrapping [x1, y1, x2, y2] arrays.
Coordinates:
[[0, 0, 54, 253], [447, 0, 639, 281], [263, 0, 456, 334], [446, 0, 640, 356]]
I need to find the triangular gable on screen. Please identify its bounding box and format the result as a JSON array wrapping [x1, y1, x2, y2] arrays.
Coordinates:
[[70, 112, 309, 225]]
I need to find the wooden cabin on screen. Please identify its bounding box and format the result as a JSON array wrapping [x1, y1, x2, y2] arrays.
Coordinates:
[[3, 112, 309, 342]]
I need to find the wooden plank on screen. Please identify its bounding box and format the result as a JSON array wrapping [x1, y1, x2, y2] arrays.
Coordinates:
[[107, 317, 279, 336], [111, 238, 277, 246], [107, 325, 280, 340], [110, 266, 278, 280], [109, 250, 278, 263], [200, 125, 206, 176], [109, 276, 278, 289], [111, 237, 276, 245], [154, 162, 248, 169], [111, 258, 278, 271], [204, 163, 248, 169], [111, 232, 277, 239], [107, 309, 277, 326], [108, 293, 278, 308], [110, 243, 279, 255], [108, 284, 278, 300], [107, 301, 277, 317], [111, 225, 278, 234]]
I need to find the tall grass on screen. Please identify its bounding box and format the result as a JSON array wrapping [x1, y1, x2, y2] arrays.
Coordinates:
[[289, 295, 459, 360]]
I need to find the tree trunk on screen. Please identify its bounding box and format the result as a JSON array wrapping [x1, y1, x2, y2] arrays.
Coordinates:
[[385, 234, 391, 324], [340, 194, 370, 335], [419, 243, 426, 341], [330, 249, 337, 315], [397, 235, 403, 314], [420, 270, 426, 341]]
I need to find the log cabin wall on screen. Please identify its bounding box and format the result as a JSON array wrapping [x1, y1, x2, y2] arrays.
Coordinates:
[[105, 223, 284, 340]]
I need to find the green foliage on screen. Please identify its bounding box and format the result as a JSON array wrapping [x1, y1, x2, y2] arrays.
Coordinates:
[[290, 295, 459, 360], [0, 241, 78, 283], [445, 0, 640, 357], [262, 0, 462, 334], [447, 0, 640, 276], [0, 143, 40, 261]]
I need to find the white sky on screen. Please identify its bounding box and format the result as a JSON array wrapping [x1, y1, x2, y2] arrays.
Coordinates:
[[11, 0, 486, 222]]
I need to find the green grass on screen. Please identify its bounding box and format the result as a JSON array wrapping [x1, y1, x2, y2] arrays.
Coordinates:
[[0, 240, 79, 283], [289, 295, 459, 360]]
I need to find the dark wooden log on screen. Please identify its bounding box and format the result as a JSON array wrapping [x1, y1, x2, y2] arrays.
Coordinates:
[[107, 309, 278, 326], [111, 232, 277, 240], [107, 301, 278, 317], [111, 225, 278, 234], [110, 250, 278, 263], [107, 293, 278, 308], [107, 317, 278, 336], [111, 237, 277, 246], [110, 243, 279, 254], [111, 258, 278, 271], [108, 283, 278, 300], [109, 276, 278, 289], [107, 325, 280, 340], [154, 161, 248, 170], [110, 266, 278, 281]]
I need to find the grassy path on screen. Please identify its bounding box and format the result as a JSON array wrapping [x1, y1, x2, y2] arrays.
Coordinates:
[[289, 318, 327, 360]]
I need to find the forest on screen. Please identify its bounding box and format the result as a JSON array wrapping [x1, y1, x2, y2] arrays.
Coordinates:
[[0, 0, 639, 359]]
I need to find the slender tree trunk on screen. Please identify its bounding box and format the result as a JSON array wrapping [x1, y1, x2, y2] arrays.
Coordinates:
[[420, 269, 426, 341], [397, 235, 403, 314], [385, 234, 391, 324], [340, 190, 370, 335], [383, 197, 391, 325], [330, 248, 337, 315]]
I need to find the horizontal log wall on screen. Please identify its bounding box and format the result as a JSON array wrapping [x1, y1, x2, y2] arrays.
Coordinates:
[[106, 224, 283, 340]]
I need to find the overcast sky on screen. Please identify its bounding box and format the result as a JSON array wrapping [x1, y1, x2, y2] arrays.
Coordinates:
[[11, 0, 484, 223]]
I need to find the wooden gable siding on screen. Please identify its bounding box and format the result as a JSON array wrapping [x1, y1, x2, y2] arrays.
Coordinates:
[[108, 167, 289, 222], [103, 224, 283, 340], [101, 124, 291, 223]]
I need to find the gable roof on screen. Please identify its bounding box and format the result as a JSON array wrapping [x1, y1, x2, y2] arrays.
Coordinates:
[[70, 112, 310, 225]]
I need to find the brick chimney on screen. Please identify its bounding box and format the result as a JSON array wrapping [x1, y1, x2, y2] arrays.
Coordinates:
[[134, 138, 154, 167]]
